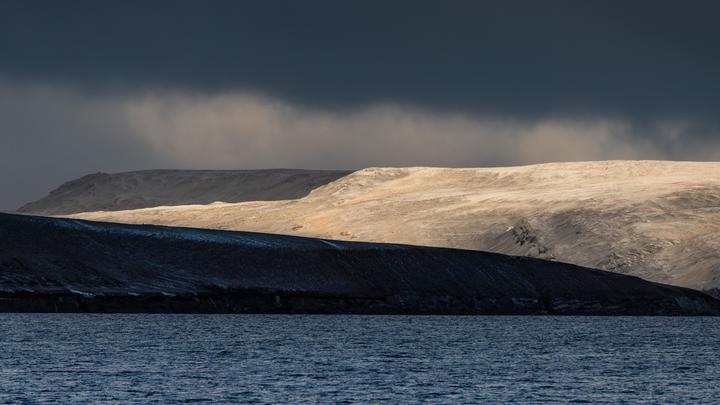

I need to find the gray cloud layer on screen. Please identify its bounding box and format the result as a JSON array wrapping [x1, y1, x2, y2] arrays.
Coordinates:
[[2, 80, 717, 210]]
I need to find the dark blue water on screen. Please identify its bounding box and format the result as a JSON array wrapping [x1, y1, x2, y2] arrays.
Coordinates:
[[1, 315, 718, 404]]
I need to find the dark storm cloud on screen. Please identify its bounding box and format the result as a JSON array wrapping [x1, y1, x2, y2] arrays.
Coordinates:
[[1, 0, 719, 119], [1, 1, 720, 210]]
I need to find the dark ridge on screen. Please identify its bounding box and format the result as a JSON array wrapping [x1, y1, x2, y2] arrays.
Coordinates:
[[0, 213, 718, 315], [17, 169, 352, 215]]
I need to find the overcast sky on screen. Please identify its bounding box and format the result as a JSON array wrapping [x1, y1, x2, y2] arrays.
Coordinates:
[[1, 0, 719, 209]]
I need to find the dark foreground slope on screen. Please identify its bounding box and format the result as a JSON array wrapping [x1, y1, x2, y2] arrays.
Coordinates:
[[1, 213, 718, 315]]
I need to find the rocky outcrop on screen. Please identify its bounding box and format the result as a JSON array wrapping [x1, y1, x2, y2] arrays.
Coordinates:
[[706, 289, 720, 299], [1, 213, 718, 315]]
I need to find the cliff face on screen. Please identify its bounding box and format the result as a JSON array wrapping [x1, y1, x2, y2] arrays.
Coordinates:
[[1, 213, 718, 315]]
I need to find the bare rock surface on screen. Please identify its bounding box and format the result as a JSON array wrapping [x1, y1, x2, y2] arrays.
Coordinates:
[[59, 161, 720, 291], [1, 212, 718, 315], [18, 169, 350, 215]]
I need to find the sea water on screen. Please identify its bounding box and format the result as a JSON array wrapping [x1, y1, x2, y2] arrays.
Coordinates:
[[1, 315, 718, 403]]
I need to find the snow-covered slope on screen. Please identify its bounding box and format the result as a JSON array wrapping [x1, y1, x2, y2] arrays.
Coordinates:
[[60, 161, 720, 291], [1, 212, 718, 315]]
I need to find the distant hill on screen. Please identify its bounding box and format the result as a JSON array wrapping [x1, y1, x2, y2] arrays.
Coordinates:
[[53, 161, 720, 292], [18, 169, 351, 215], [1, 212, 718, 315]]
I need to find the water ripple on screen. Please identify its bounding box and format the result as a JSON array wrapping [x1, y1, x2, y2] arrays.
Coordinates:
[[0, 315, 718, 403]]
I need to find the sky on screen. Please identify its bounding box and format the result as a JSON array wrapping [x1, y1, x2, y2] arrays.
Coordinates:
[[1, 0, 719, 209]]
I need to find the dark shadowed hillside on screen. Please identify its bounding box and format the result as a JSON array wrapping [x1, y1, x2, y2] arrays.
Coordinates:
[[1, 213, 718, 315], [18, 169, 351, 215]]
